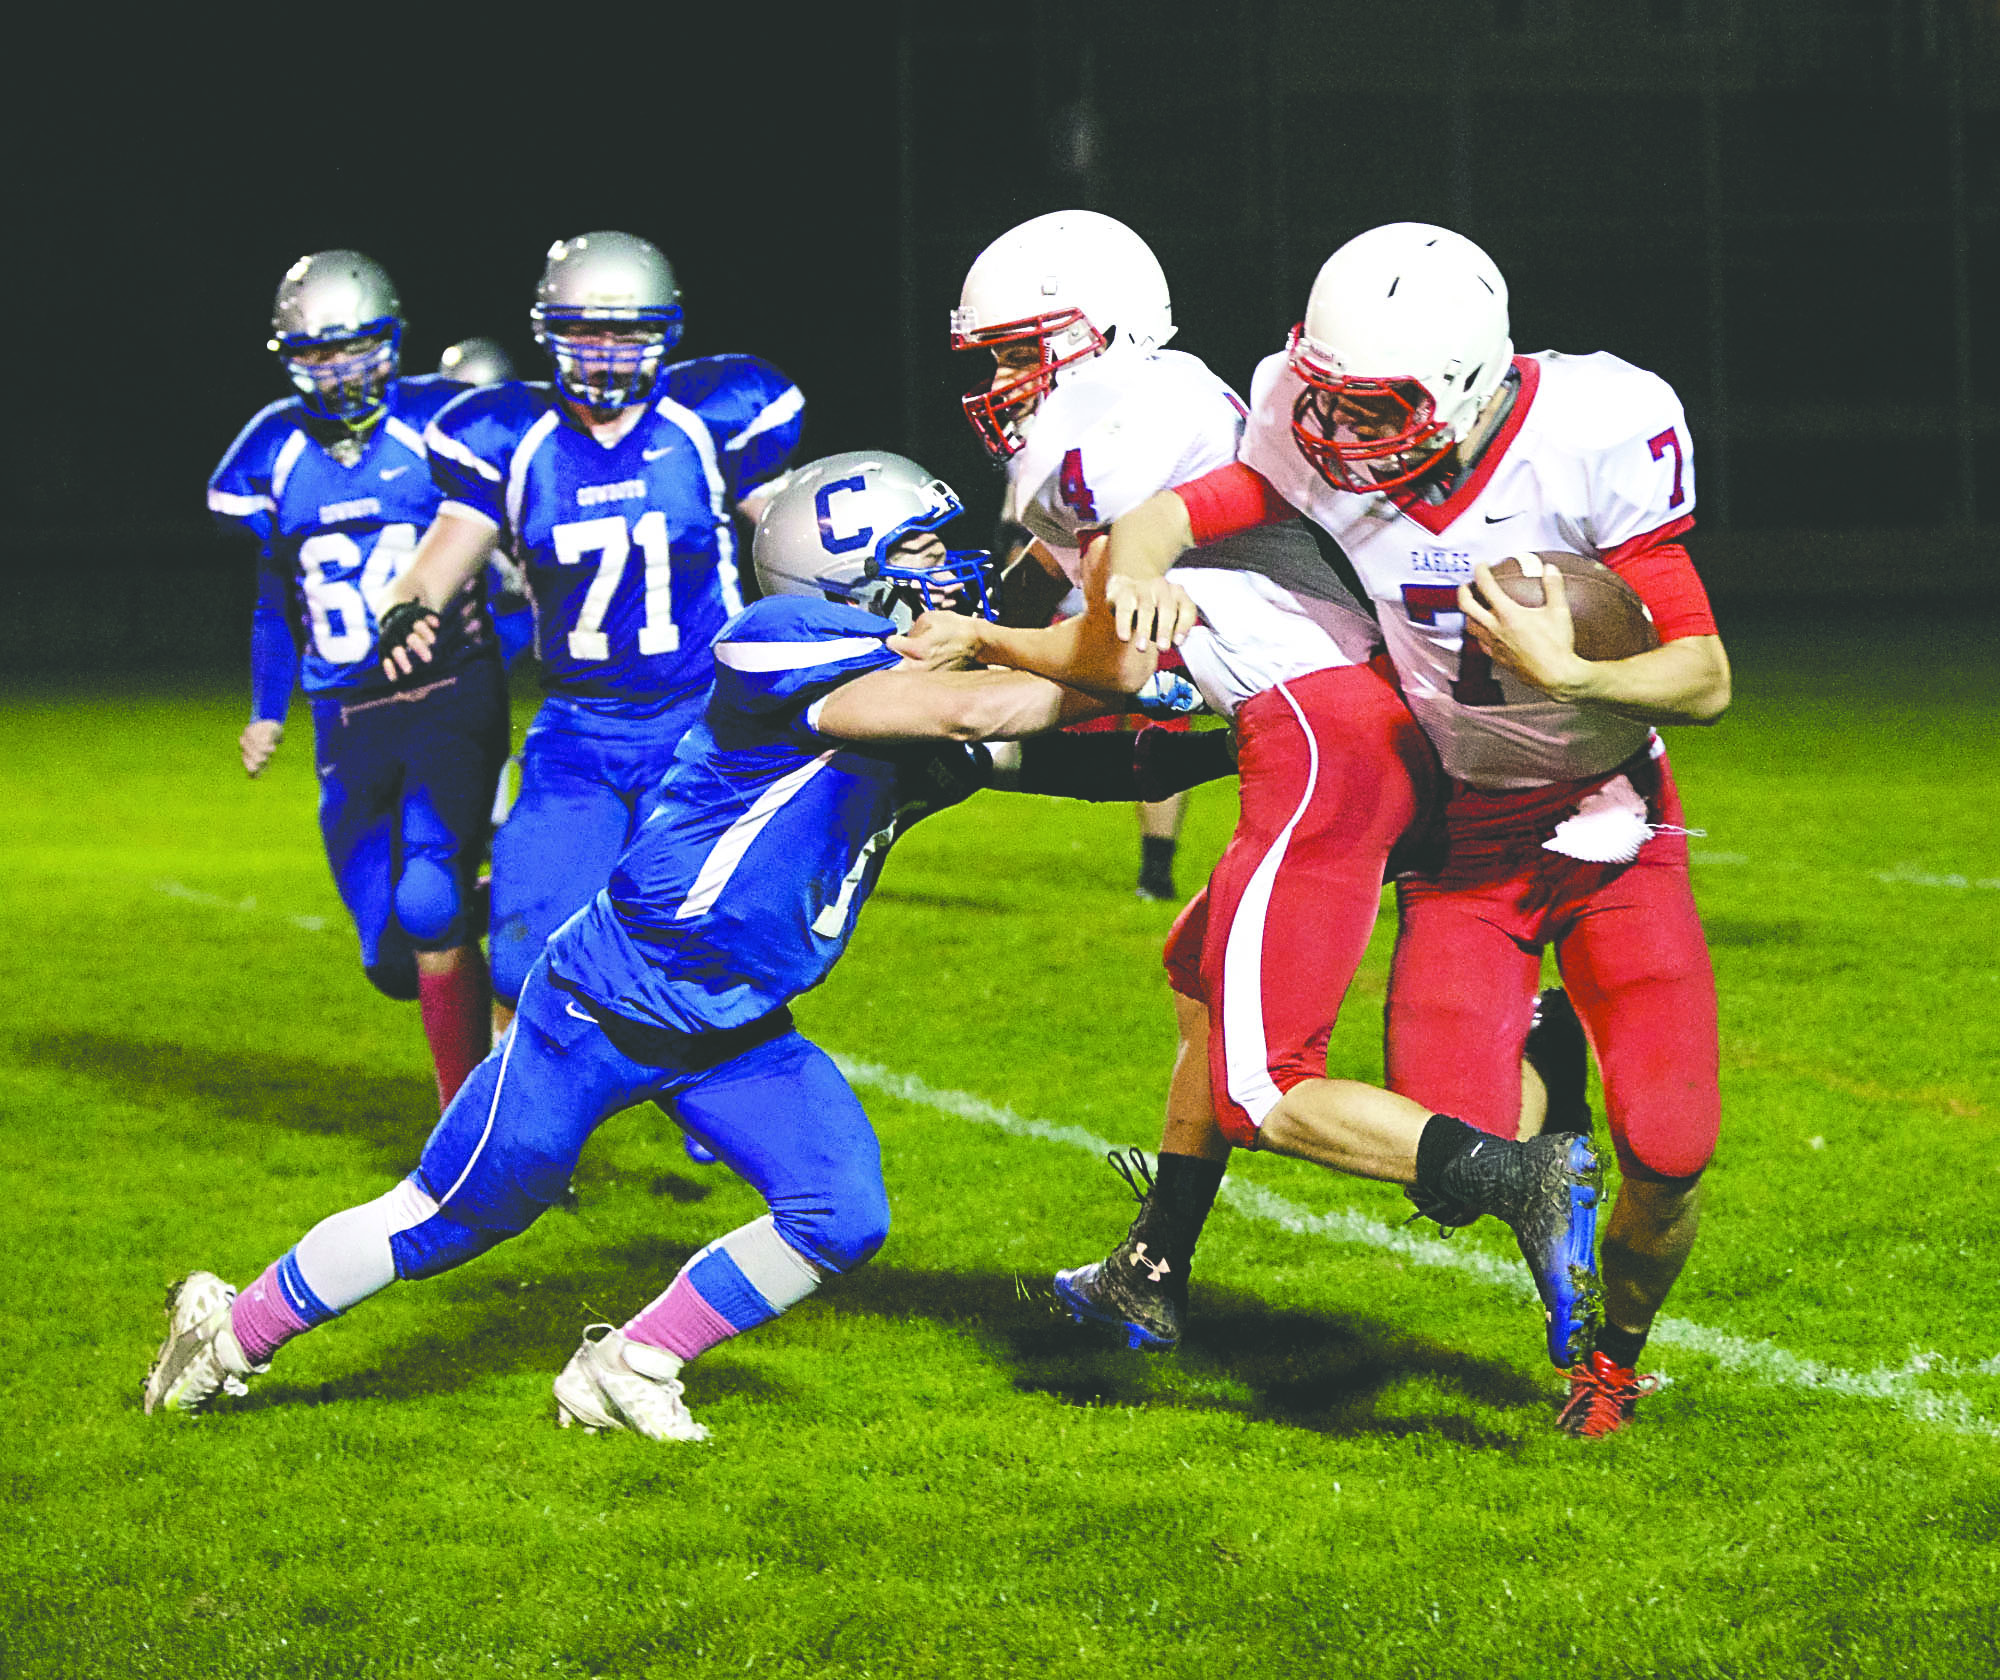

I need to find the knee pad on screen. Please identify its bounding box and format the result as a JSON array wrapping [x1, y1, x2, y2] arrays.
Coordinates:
[[396, 790, 465, 945], [389, 1207, 515, 1281], [768, 1178, 890, 1276]]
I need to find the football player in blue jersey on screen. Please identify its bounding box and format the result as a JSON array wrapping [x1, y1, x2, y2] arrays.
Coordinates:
[[208, 251, 510, 1111], [145, 452, 1142, 1436], [375, 231, 806, 1042]]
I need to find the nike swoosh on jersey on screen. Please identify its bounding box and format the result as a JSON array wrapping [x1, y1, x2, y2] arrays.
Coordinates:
[[1483, 511, 1519, 523], [564, 999, 596, 1022], [642, 445, 672, 461], [380, 466, 409, 480]]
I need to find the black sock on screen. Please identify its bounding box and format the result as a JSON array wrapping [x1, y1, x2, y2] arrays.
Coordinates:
[[1135, 1150, 1226, 1271], [1596, 1323, 1649, 1371], [1413, 1113, 1486, 1202], [1139, 835, 1177, 884]]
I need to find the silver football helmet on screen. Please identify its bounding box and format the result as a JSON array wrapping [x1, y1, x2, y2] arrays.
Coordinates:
[[268, 250, 404, 423], [530, 231, 684, 413], [438, 336, 516, 385], [752, 452, 998, 628]]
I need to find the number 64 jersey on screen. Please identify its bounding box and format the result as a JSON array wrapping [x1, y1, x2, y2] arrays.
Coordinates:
[[1240, 349, 1699, 789], [207, 375, 488, 701], [423, 355, 803, 723]]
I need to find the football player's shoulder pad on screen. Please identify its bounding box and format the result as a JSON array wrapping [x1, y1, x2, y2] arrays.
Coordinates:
[[1526, 350, 1684, 454], [711, 597, 900, 716]]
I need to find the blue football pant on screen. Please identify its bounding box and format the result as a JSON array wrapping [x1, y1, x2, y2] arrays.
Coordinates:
[[312, 659, 510, 1001], [388, 957, 890, 1282], [487, 698, 700, 1004]]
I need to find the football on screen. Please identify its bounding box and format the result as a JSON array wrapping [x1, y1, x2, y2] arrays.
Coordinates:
[[1485, 550, 1660, 662]]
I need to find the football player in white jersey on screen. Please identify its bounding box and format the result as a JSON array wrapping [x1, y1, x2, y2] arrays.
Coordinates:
[[955, 210, 1262, 902], [909, 218, 1606, 1377], [1087, 223, 1731, 1436]]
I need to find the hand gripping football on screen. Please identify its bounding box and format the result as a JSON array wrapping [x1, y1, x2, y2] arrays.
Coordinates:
[[1486, 551, 1659, 662]]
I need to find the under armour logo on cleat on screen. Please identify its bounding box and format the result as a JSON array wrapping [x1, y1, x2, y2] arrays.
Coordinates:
[[643, 445, 672, 461], [1132, 1242, 1172, 1283], [380, 466, 409, 480]]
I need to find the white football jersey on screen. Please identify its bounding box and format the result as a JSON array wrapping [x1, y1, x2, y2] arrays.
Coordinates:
[[1008, 347, 1375, 718], [1241, 349, 1696, 787]]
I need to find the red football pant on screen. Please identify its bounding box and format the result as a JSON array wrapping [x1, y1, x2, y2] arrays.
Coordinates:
[[1385, 750, 1720, 1181], [1163, 664, 1435, 1146]]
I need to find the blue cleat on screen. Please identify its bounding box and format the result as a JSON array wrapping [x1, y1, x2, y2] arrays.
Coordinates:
[[682, 1134, 719, 1166], [1053, 1260, 1181, 1351], [1440, 1130, 1603, 1367]]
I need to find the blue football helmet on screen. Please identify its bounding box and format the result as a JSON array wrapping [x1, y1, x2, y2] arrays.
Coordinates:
[[752, 452, 999, 628], [268, 250, 403, 424], [530, 231, 684, 413]]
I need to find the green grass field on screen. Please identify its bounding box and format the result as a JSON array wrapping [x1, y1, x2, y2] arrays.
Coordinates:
[[4, 608, 1998, 1679]]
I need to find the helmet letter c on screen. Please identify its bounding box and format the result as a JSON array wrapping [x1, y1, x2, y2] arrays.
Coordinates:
[[814, 476, 874, 555]]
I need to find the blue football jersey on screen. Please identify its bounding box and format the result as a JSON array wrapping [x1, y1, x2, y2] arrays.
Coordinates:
[[208, 376, 490, 695], [546, 597, 988, 1034], [424, 355, 804, 717]]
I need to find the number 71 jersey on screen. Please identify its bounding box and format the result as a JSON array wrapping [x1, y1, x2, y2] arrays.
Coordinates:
[[425, 355, 804, 714]]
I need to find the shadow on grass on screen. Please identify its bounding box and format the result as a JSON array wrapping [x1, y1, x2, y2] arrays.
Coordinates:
[[242, 1232, 1541, 1448], [16, 1029, 439, 1167]]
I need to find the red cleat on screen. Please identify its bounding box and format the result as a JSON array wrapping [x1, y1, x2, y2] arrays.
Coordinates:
[[1557, 1350, 1665, 1438]]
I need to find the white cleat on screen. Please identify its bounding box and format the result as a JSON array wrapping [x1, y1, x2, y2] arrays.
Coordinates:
[[553, 1324, 709, 1443], [142, 1272, 262, 1415]]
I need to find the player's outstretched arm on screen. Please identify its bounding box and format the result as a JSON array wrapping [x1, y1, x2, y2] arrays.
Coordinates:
[[1460, 563, 1732, 725], [377, 509, 499, 679], [810, 665, 1101, 745], [891, 538, 1181, 699]]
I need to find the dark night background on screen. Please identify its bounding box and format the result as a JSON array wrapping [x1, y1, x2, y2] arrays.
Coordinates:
[[4, 0, 1995, 673]]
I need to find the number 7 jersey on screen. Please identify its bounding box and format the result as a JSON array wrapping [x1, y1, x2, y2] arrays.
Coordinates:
[[424, 355, 804, 717], [1240, 348, 1696, 789]]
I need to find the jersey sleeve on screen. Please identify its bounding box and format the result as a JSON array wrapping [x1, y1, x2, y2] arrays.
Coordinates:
[[206, 401, 294, 545], [248, 559, 301, 722], [1176, 462, 1298, 546], [423, 385, 514, 529], [1586, 371, 1698, 553], [662, 355, 806, 500]]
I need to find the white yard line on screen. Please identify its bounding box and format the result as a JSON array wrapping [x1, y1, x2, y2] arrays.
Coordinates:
[[155, 879, 329, 934], [834, 1054, 2000, 1440]]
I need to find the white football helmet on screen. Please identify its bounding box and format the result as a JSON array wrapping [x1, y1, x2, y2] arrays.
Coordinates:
[[950, 210, 1175, 458], [752, 452, 997, 628], [1288, 222, 1513, 493]]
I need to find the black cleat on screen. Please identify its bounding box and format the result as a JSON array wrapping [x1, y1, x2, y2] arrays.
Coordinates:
[[1525, 988, 1592, 1139], [1053, 1150, 1186, 1350], [1438, 1131, 1604, 1367]]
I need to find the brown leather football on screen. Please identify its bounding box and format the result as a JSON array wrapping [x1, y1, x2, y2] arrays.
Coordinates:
[[1485, 551, 1660, 662]]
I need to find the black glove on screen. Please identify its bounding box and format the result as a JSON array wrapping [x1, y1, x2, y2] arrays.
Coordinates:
[[376, 601, 441, 682]]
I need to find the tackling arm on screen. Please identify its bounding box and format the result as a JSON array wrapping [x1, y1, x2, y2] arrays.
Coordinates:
[[809, 665, 1104, 745]]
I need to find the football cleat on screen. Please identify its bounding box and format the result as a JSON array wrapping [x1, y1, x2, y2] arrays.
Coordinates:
[[1054, 1253, 1182, 1351], [682, 1134, 720, 1166], [1053, 1150, 1186, 1351], [142, 1272, 262, 1415], [553, 1325, 709, 1443], [1557, 1350, 1667, 1438], [1438, 1131, 1603, 1367], [1524, 988, 1592, 1139]]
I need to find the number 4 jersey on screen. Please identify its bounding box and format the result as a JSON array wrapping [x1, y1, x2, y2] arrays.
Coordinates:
[[423, 355, 804, 720], [1239, 349, 1705, 788], [208, 375, 491, 704]]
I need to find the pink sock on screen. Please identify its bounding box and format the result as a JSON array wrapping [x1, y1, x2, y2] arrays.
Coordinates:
[[231, 1262, 313, 1364], [624, 1275, 737, 1362], [417, 951, 491, 1109]]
